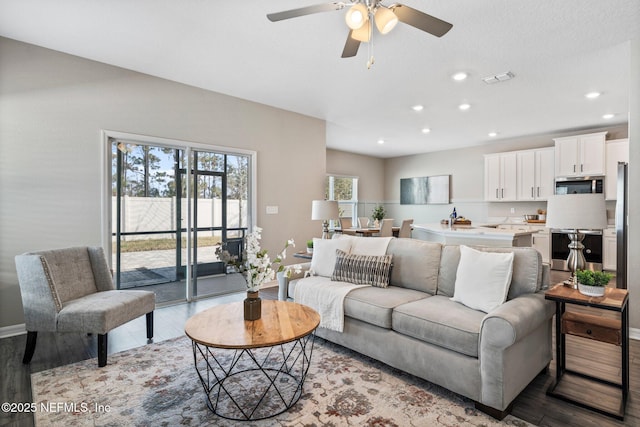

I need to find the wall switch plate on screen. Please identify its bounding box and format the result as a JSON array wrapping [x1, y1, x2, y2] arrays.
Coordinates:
[[266, 205, 279, 215], [510, 207, 516, 214]]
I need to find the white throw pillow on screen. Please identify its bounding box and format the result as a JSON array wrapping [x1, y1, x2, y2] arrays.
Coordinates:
[[451, 245, 514, 313], [350, 236, 394, 256], [310, 238, 352, 277]]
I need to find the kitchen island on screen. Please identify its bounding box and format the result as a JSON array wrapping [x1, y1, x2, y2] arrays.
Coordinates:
[[413, 223, 536, 247]]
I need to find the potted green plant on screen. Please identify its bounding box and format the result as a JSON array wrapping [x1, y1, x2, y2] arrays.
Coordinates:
[[306, 239, 314, 254], [575, 269, 613, 297], [372, 205, 385, 227]]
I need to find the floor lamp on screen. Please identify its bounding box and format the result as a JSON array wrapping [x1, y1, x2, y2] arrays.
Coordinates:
[[311, 200, 339, 239], [546, 193, 607, 288]]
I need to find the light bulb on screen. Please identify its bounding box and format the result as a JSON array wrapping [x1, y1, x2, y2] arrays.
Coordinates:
[[346, 4, 368, 30]]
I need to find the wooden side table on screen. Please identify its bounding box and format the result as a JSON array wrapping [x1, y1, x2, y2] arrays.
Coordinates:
[[545, 283, 629, 420]]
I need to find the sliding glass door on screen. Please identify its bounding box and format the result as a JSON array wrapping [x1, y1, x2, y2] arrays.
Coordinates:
[[110, 138, 251, 303]]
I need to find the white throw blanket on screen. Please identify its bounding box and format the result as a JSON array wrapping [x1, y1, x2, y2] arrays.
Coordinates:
[[294, 276, 369, 332]]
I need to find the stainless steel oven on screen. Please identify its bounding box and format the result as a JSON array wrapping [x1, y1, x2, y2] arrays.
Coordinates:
[[550, 229, 603, 271]]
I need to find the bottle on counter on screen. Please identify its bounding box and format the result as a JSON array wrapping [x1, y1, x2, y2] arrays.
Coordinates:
[[452, 207, 457, 220]]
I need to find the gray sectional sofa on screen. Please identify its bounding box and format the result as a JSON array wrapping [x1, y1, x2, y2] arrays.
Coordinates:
[[280, 236, 554, 419]]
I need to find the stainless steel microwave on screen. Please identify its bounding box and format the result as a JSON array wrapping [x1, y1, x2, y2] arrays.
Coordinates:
[[555, 177, 604, 195]]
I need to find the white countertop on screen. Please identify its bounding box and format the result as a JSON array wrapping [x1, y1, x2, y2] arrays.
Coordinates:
[[413, 223, 539, 239]]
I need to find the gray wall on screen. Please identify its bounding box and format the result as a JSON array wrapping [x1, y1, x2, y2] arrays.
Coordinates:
[[0, 37, 326, 328], [326, 149, 385, 219]]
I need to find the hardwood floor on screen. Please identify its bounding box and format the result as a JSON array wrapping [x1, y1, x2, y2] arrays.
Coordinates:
[[1, 284, 638, 427]]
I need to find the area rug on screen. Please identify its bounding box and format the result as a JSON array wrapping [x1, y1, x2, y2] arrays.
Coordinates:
[[31, 336, 531, 426]]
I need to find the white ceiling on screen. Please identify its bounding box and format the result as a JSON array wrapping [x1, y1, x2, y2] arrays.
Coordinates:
[[0, 1, 638, 158]]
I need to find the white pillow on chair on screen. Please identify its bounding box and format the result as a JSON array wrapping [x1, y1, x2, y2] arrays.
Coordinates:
[[450, 245, 514, 313], [310, 238, 352, 277]]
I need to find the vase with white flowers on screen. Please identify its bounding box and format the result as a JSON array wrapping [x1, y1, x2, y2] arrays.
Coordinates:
[[215, 227, 299, 320]]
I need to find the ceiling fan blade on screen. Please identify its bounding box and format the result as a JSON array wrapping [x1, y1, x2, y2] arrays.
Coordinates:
[[341, 31, 361, 58], [390, 4, 453, 37], [267, 2, 345, 22]]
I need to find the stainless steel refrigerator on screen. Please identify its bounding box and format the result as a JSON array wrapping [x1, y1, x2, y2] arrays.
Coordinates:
[[616, 162, 628, 289]]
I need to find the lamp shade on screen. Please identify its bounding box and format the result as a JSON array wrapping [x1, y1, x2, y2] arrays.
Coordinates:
[[311, 200, 339, 221], [352, 20, 372, 42], [374, 6, 398, 34], [345, 3, 368, 30], [546, 194, 607, 230]]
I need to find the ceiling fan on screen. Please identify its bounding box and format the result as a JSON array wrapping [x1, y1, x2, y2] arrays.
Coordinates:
[[267, 1, 453, 61]]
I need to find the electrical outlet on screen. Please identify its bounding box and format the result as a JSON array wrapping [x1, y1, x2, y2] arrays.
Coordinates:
[[266, 205, 279, 215], [510, 207, 516, 214]]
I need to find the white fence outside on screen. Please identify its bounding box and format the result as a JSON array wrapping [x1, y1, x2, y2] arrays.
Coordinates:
[[112, 196, 247, 240]]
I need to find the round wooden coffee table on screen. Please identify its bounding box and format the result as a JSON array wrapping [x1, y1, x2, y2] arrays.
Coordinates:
[[185, 300, 320, 421]]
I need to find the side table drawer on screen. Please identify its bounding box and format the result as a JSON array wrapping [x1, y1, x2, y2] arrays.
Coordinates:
[[562, 311, 621, 346]]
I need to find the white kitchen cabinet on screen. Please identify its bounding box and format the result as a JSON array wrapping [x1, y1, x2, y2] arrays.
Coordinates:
[[517, 147, 555, 200], [498, 223, 550, 263], [603, 228, 616, 271], [605, 139, 629, 200], [532, 230, 550, 264], [554, 131, 606, 177], [484, 152, 517, 201]]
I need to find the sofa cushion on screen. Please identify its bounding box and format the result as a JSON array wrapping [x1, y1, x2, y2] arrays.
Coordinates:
[[392, 295, 485, 358], [451, 245, 514, 313], [386, 238, 441, 294], [437, 245, 542, 300], [56, 290, 155, 334], [332, 249, 393, 288], [344, 286, 428, 329], [310, 238, 352, 277]]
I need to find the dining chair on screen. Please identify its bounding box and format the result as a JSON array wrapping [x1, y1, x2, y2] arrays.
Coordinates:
[[399, 219, 414, 238], [378, 219, 394, 237], [340, 217, 353, 229], [358, 217, 370, 228], [15, 246, 155, 367]]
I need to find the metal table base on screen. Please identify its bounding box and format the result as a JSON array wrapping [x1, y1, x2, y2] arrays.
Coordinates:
[[192, 332, 316, 421]]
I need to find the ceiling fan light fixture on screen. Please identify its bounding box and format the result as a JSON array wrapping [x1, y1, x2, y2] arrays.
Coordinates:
[[345, 3, 368, 30], [374, 6, 398, 34], [352, 20, 372, 42]]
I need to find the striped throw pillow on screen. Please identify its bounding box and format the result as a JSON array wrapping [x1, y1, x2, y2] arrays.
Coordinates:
[[332, 249, 393, 288]]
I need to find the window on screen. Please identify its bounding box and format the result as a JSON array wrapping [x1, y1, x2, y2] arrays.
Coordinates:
[[326, 175, 358, 228]]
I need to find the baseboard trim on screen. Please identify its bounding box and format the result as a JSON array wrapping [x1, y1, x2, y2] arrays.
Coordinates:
[[630, 327, 640, 341], [0, 323, 26, 339]]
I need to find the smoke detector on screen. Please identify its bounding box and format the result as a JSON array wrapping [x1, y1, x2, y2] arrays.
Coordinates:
[[482, 71, 515, 84]]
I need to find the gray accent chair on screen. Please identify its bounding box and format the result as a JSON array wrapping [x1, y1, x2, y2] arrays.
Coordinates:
[[15, 246, 155, 367]]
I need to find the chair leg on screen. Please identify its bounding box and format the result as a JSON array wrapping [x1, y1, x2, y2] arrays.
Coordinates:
[[146, 311, 154, 340], [98, 333, 108, 367], [23, 331, 37, 364]]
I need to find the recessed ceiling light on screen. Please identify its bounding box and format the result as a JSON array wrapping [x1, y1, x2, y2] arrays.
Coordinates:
[[458, 103, 471, 111], [452, 72, 468, 81], [488, 132, 498, 137], [377, 139, 385, 144], [602, 113, 615, 120], [421, 128, 431, 134], [412, 105, 424, 112], [585, 92, 601, 99]]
